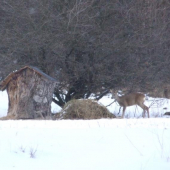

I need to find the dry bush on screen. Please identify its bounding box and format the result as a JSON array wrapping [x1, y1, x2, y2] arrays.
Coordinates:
[[54, 99, 116, 120]]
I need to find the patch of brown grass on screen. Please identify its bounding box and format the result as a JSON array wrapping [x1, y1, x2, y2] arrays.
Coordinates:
[[54, 99, 116, 119], [0, 115, 16, 120]]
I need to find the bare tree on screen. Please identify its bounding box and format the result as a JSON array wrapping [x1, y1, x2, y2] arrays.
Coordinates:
[[1, 0, 170, 107]]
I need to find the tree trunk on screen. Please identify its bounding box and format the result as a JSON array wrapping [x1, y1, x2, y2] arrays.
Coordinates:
[[6, 68, 56, 119]]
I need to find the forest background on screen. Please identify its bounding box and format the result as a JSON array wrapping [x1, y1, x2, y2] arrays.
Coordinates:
[[0, 0, 170, 106]]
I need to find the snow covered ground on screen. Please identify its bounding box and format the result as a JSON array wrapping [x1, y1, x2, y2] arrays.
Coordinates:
[[0, 91, 170, 170]]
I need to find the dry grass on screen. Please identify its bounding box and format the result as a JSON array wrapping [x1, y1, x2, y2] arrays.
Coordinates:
[[54, 99, 116, 120], [0, 115, 16, 120]]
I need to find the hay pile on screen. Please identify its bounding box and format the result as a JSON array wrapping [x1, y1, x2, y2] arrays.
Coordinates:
[[55, 99, 116, 119]]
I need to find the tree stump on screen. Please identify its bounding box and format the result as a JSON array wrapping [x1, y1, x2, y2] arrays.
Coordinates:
[[0, 66, 56, 119]]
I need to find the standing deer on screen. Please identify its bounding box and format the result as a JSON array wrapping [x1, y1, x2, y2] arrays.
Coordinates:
[[110, 90, 149, 118]]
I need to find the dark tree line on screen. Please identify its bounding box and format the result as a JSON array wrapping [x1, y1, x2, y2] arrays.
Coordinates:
[[0, 0, 170, 107]]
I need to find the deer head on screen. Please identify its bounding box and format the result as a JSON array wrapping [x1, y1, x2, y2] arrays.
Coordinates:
[[110, 89, 149, 118]]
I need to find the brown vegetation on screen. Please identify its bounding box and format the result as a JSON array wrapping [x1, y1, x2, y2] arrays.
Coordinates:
[[54, 99, 116, 120]]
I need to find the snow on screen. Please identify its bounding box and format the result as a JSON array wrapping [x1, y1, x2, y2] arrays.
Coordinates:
[[0, 91, 170, 170], [0, 91, 9, 117]]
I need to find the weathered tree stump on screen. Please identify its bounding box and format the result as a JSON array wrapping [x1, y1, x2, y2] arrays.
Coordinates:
[[0, 66, 56, 119]]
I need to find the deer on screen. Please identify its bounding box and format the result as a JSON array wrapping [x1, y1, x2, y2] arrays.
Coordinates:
[[110, 90, 149, 118]]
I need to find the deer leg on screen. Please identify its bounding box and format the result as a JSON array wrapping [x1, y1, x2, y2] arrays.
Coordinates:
[[146, 106, 149, 118], [143, 105, 149, 118], [118, 106, 121, 115], [122, 107, 126, 118], [138, 103, 149, 118], [142, 110, 145, 118]]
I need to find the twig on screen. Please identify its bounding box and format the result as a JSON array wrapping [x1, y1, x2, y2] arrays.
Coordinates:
[[148, 98, 157, 108], [124, 133, 143, 156], [106, 99, 116, 107]]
